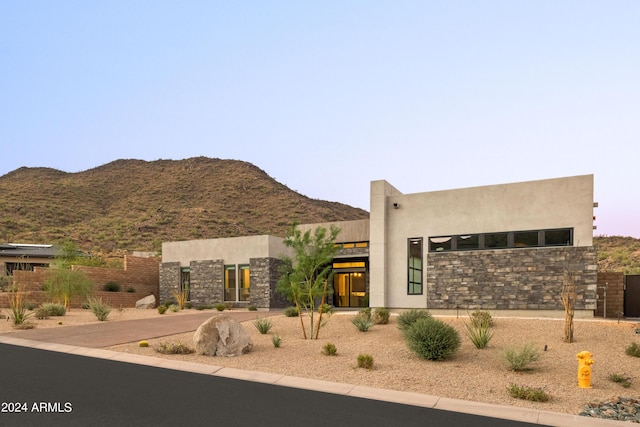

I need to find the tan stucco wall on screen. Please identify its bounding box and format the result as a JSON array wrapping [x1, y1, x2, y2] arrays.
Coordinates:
[[369, 175, 595, 308], [162, 235, 292, 266], [297, 219, 369, 243]]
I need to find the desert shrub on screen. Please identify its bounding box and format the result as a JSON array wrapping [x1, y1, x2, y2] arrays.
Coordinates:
[[352, 313, 375, 332], [253, 317, 273, 334], [138, 340, 149, 348], [318, 303, 334, 314], [171, 288, 189, 310], [215, 303, 226, 311], [271, 335, 282, 348], [126, 287, 136, 293], [397, 309, 432, 331], [609, 373, 632, 388], [35, 307, 50, 319], [404, 318, 460, 361], [103, 282, 121, 292], [86, 296, 111, 321], [248, 305, 258, 311], [469, 310, 494, 328], [322, 342, 337, 356], [357, 354, 374, 369], [25, 301, 37, 311], [153, 341, 194, 355], [504, 343, 540, 371], [372, 307, 390, 325], [464, 313, 493, 349], [508, 384, 550, 402], [40, 303, 66, 317], [284, 306, 299, 317], [8, 287, 33, 326], [625, 342, 640, 358], [169, 304, 180, 312], [157, 305, 167, 314]]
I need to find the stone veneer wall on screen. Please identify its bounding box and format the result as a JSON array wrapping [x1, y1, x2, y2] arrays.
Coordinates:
[[159, 262, 180, 304], [426, 246, 597, 311], [189, 260, 224, 307], [250, 257, 287, 308]]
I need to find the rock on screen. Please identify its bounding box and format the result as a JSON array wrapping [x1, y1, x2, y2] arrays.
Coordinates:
[[193, 314, 253, 357], [135, 294, 156, 309]]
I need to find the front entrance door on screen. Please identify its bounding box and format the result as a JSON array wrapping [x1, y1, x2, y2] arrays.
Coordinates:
[[625, 275, 640, 317], [333, 271, 367, 307]]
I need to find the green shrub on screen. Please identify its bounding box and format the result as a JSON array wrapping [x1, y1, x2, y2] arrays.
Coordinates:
[[404, 318, 461, 361], [25, 301, 37, 311], [8, 288, 33, 326], [464, 312, 493, 349], [153, 341, 194, 355], [352, 313, 375, 332], [625, 342, 640, 358], [284, 306, 299, 317], [169, 304, 180, 312], [126, 287, 136, 293], [253, 317, 273, 334], [508, 384, 550, 402], [271, 335, 282, 348], [504, 343, 540, 371], [103, 282, 121, 292], [318, 303, 334, 314], [359, 307, 372, 318], [322, 342, 337, 356], [40, 303, 66, 317], [372, 307, 390, 325], [248, 305, 258, 311], [397, 309, 432, 331], [157, 305, 167, 314], [469, 310, 494, 328], [215, 303, 226, 311], [86, 297, 111, 321], [357, 354, 374, 369], [608, 373, 632, 388]]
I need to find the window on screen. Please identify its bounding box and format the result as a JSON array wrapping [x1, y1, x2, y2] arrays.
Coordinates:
[[428, 228, 573, 252], [180, 267, 191, 301], [408, 238, 423, 295], [239, 264, 250, 302], [224, 265, 236, 301]]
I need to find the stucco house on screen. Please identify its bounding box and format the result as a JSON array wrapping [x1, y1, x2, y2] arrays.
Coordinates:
[[159, 174, 597, 317], [0, 243, 60, 277]]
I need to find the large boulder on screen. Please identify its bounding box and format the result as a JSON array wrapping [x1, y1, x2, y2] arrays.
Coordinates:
[[193, 314, 253, 357], [135, 294, 156, 309]]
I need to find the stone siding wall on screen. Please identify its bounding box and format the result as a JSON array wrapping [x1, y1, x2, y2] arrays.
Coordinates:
[[596, 272, 624, 318], [159, 262, 181, 304], [427, 246, 597, 311], [189, 260, 223, 307], [249, 257, 288, 308]]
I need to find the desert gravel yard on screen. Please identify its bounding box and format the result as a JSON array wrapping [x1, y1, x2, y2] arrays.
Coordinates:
[[2, 307, 639, 416]]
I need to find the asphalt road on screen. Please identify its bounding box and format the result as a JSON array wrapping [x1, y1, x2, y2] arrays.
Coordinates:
[[0, 344, 545, 427]]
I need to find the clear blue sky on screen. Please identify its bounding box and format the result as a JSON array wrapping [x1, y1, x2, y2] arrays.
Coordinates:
[[1, 1, 638, 237]]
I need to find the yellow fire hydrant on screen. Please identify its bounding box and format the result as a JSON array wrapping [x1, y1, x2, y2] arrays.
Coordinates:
[[577, 351, 594, 388]]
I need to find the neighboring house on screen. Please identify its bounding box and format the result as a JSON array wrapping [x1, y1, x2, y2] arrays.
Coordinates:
[[159, 174, 597, 317], [0, 243, 60, 277]]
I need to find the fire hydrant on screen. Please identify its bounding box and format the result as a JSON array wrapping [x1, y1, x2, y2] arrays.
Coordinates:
[[577, 351, 594, 388]]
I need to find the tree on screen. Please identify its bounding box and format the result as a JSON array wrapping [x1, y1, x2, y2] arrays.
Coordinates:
[[277, 223, 340, 339], [44, 240, 93, 309]]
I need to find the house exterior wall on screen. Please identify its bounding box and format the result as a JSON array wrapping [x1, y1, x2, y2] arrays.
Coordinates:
[[369, 175, 596, 311], [159, 235, 292, 308]]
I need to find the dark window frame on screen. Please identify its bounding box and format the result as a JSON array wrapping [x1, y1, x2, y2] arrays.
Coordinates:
[[408, 238, 423, 295], [428, 228, 574, 253]]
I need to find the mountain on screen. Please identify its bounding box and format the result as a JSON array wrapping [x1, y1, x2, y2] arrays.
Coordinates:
[[0, 157, 369, 253]]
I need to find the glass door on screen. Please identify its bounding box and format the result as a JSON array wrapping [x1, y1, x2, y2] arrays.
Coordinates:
[[333, 271, 367, 308]]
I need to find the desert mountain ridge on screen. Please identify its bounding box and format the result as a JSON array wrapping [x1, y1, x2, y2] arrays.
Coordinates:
[[0, 157, 369, 254]]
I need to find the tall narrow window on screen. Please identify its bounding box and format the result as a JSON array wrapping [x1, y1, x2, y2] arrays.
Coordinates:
[[180, 267, 191, 301], [239, 264, 250, 302], [224, 265, 236, 301], [408, 238, 423, 295]]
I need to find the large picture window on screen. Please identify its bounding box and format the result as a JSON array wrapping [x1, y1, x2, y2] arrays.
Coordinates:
[[225, 264, 250, 302], [408, 238, 423, 295]]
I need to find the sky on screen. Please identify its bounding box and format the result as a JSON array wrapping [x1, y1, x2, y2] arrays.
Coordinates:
[[1, 1, 638, 237]]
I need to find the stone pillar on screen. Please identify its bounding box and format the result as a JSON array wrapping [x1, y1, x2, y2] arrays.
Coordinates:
[[190, 260, 223, 307], [159, 262, 180, 305]]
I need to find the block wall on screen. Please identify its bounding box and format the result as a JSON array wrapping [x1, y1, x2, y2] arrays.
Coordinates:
[[595, 272, 624, 318]]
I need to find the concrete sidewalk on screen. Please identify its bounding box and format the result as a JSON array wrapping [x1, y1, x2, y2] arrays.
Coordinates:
[[0, 310, 619, 427]]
